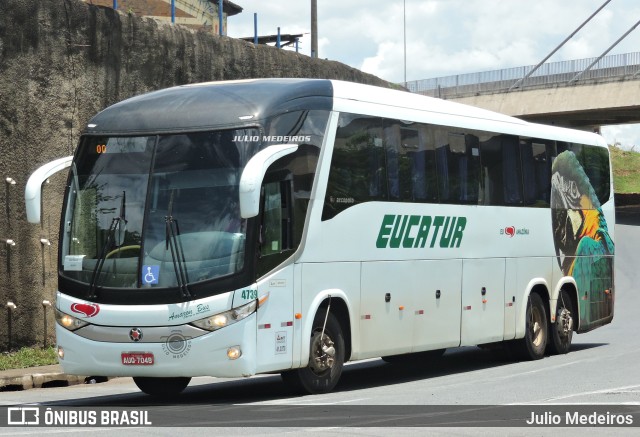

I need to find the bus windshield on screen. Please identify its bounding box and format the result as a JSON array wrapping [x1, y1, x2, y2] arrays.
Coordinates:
[[61, 129, 260, 290]]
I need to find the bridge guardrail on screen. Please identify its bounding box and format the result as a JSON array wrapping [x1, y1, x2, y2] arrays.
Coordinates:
[[406, 51, 640, 98]]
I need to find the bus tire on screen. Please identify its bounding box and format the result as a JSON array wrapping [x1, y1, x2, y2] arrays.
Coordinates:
[[133, 376, 191, 397], [281, 311, 345, 394], [511, 293, 548, 360], [547, 289, 574, 355]]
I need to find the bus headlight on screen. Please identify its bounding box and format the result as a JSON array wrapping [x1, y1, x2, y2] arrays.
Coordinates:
[[55, 309, 89, 331], [191, 300, 257, 332]]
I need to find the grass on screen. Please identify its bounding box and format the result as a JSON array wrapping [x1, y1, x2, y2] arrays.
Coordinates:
[[0, 346, 58, 371], [610, 145, 640, 194]]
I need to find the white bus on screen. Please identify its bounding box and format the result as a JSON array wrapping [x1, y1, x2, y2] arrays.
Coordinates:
[[25, 79, 614, 396]]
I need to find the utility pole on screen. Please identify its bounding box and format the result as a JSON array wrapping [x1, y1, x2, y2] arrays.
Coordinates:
[[311, 0, 318, 58], [403, 0, 407, 85]]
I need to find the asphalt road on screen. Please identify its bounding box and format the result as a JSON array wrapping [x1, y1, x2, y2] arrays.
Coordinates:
[[1, 223, 639, 436]]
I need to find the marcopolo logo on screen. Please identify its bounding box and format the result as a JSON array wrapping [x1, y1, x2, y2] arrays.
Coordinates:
[[376, 214, 467, 249]]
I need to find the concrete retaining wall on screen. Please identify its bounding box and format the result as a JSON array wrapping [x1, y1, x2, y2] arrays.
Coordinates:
[[0, 0, 390, 349]]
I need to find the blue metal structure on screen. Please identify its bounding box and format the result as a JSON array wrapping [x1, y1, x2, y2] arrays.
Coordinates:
[[219, 0, 224, 35], [254, 13, 258, 45]]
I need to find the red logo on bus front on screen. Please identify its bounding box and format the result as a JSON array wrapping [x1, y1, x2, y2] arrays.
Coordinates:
[[504, 226, 516, 237], [70, 303, 100, 317]]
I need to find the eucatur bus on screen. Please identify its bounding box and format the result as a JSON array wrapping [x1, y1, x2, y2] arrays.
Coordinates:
[[25, 79, 614, 396]]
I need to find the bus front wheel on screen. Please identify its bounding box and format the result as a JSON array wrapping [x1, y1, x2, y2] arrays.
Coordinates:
[[281, 311, 345, 394], [133, 376, 191, 397], [511, 293, 548, 360]]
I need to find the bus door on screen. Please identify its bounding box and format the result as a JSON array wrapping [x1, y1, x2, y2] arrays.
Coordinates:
[[255, 266, 295, 374], [254, 179, 295, 373], [460, 258, 506, 345]]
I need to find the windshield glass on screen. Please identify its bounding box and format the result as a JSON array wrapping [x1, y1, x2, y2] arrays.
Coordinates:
[[61, 129, 259, 289]]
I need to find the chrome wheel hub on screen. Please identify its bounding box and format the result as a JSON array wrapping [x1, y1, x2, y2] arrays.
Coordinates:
[[556, 307, 573, 338], [310, 331, 336, 375]]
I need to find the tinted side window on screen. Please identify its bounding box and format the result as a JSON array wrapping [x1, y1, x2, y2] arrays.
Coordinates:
[[521, 138, 554, 207], [382, 120, 438, 203], [322, 112, 610, 220], [323, 115, 384, 220], [556, 141, 610, 206], [580, 145, 611, 205], [479, 134, 522, 206], [435, 129, 482, 204], [266, 110, 326, 245]]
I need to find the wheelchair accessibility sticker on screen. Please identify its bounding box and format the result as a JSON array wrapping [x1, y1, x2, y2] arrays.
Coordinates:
[[142, 265, 159, 285]]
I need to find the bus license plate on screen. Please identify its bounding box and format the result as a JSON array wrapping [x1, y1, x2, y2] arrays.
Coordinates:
[[121, 352, 154, 365]]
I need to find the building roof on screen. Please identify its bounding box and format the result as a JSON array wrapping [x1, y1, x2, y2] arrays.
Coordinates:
[[240, 33, 304, 47], [219, 0, 243, 16]]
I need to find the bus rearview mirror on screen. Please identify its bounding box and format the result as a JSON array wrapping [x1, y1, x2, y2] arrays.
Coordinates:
[[25, 156, 74, 224]]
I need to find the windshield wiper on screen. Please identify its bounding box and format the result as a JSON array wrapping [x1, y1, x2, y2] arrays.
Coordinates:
[[165, 190, 192, 300], [88, 191, 127, 299]]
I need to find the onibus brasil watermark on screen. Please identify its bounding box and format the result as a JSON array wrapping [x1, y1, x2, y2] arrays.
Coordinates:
[[7, 407, 151, 426]]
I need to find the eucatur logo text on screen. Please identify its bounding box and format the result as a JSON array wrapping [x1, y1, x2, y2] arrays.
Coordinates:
[[376, 214, 467, 249]]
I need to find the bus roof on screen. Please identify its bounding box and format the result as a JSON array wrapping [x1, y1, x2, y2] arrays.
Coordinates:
[[329, 80, 605, 147], [85, 79, 334, 135], [84, 78, 606, 147]]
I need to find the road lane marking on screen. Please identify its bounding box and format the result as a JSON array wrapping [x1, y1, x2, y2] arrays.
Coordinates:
[[510, 383, 640, 404]]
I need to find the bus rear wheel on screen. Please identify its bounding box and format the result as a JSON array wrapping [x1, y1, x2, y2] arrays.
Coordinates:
[[547, 289, 574, 355], [510, 293, 548, 360], [133, 376, 191, 397], [281, 311, 345, 394]]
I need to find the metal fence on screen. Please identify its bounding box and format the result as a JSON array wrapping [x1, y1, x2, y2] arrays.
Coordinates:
[[406, 51, 640, 98]]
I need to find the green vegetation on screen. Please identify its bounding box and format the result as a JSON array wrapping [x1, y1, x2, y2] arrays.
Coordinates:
[[610, 145, 640, 194], [0, 346, 58, 371]]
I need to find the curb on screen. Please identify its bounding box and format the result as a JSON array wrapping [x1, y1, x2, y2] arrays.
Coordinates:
[[0, 373, 88, 392]]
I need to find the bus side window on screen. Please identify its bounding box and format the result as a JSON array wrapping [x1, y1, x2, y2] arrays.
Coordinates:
[[257, 179, 293, 278], [415, 126, 438, 202], [323, 115, 384, 220], [479, 134, 522, 206], [580, 145, 611, 205], [441, 131, 481, 204], [260, 180, 292, 257], [521, 139, 553, 207], [382, 119, 437, 203]]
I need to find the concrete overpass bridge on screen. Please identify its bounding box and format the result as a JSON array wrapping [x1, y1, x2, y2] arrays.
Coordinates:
[[405, 52, 640, 131]]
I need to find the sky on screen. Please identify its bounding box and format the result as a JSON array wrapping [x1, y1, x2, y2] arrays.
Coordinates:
[[227, 0, 640, 149]]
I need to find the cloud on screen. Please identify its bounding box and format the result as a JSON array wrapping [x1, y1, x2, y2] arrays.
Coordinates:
[[602, 125, 640, 151], [229, 0, 640, 146], [231, 0, 640, 82]]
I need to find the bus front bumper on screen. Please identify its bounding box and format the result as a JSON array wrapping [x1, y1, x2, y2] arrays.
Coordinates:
[[54, 313, 257, 378]]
